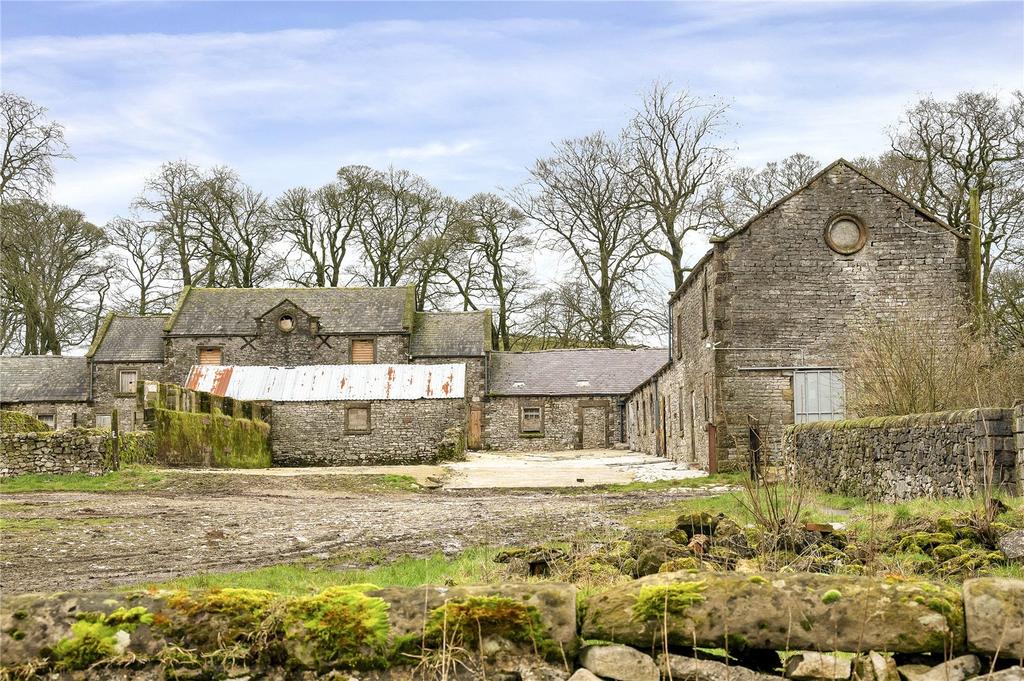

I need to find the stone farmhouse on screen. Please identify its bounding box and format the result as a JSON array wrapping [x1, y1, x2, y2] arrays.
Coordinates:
[[626, 159, 970, 472], [0, 159, 971, 469]]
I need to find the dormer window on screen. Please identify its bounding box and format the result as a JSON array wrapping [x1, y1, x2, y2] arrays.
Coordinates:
[[277, 314, 295, 333], [575, 380, 591, 388], [512, 381, 526, 389]]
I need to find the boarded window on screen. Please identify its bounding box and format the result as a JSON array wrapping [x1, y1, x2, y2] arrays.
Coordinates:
[[703, 373, 711, 421], [119, 370, 138, 394], [793, 370, 845, 424], [95, 414, 112, 430], [520, 405, 543, 434], [678, 387, 685, 435], [346, 405, 371, 433], [351, 339, 375, 364], [675, 314, 684, 359], [198, 347, 223, 365], [37, 414, 55, 430]]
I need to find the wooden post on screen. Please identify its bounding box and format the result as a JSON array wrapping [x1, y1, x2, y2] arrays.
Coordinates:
[[969, 187, 984, 329], [111, 409, 120, 471]]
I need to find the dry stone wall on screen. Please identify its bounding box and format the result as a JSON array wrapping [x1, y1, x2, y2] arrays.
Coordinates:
[[0, 428, 109, 478], [270, 398, 466, 465], [784, 407, 1022, 501]]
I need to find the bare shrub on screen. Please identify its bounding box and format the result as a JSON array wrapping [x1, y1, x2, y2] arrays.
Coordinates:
[[846, 312, 1024, 416]]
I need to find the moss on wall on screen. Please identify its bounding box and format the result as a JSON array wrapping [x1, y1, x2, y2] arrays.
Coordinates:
[[154, 408, 270, 469], [104, 431, 156, 468], [0, 410, 48, 433]]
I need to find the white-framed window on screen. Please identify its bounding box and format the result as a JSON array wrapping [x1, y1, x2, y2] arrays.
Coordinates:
[[793, 370, 846, 424], [37, 414, 55, 430], [119, 370, 138, 395], [95, 414, 112, 430]]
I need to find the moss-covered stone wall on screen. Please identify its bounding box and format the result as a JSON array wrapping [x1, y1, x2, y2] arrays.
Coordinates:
[[154, 407, 271, 469]]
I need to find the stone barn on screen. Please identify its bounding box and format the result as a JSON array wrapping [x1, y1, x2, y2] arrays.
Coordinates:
[[0, 356, 93, 429], [482, 349, 667, 451], [626, 159, 970, 471], [186, 363, 468, 465]]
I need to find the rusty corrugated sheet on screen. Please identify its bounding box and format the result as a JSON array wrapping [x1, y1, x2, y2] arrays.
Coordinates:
[[184, 363, 465, 402]]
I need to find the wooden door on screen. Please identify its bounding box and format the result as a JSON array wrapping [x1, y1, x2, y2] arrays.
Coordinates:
[[468, 407, 482, 449], [580, 407, 607, 449], [657, 397, 667, 456], [707, 422, 718, 474]]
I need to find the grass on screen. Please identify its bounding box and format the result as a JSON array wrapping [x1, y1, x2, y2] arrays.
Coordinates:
[[143, 547, 503, 596], [0, 466, 167, 493], [0, 466, 421, 495]]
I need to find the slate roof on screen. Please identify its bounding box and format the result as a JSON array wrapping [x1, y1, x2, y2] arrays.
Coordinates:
[[410, 311, 491, 357], [0, 356, 90, 403], [166, 286, 415, 336], [488, 348, 669, 396], [88, 314, 168, 362]]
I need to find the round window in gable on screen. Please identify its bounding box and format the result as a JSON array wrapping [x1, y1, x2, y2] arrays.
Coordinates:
[[277, 314, 295, 333], [824, 213, 868, 255]]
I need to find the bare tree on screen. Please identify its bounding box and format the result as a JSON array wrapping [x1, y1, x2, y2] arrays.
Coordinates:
[[135, 161, 204, 287], [274, 166, 377, 287], [516, 132, 659, 347], [989, 265, 1024, 350], [709, 153, 821, 234], [188, 167, 280, 288], [449, 193, 535, 348], [107, 216, 173, 314], [0, 92, 71, 203], [625, 83, 731, 289], [887, 91, 1024, 310], [0, 200, 111, 354]]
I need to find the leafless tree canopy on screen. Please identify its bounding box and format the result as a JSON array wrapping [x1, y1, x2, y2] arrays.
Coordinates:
[[0, 92, 71, 203], [517, 132, 661, 347], [0, 201, 111, 354], [625, 83, 731, 288], [708, 153, 821, 235]]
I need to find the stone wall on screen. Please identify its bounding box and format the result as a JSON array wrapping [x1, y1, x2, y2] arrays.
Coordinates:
[[270, 398, 466, 465], [784, 408, 1021, 502], [0, 401, 94, 430], [91, 361, 165, 431], [0, 428, 110, 478], [484, 395, 623, 452]]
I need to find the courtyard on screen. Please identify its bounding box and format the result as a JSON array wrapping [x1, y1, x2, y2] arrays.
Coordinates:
[[0, 450, 724, 595]]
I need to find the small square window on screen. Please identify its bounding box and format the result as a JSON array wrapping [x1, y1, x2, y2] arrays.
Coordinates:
[[346, 405, 371, 434], [350, 339, 375, 364], [95, 414, 112, 430], [37, 414, 55, 430], [119, 370, 138, 394], [198, 347, 223, 365], [520, 406, 543, 434]]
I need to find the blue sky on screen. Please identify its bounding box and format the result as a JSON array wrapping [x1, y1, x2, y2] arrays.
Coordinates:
[[2, 0, 1022, 233]]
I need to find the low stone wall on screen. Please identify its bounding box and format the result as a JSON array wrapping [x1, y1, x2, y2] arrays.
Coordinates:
[[1, 575, 1020, 677], [784, 407, 1022, 502], [270, 398, 466, 466], [0, 428, 110, 478]]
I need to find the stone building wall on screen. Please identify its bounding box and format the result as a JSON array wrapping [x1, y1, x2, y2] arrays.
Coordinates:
[[91, 361, 166, 431], [163, 300, 411, 384], [484, 395, 623, 452], [0, 429, 109, 478], [0, 402, 94, 430], [784, 408, 1020, 502], [270, 398, 466, 465], [714, 164, 969, 470]]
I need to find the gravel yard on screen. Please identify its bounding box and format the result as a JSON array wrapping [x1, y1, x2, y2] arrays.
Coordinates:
[[0, 465, 725, 595]]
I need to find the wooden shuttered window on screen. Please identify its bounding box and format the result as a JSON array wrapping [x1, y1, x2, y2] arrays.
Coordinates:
[[119, 370, 138, 394], [345, 405, 371, 433], [520, 405, 543, 435], [350, 339, 375, 364], [198, 348, 223, 365]]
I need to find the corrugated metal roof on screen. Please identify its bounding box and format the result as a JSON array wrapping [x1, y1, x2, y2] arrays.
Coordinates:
[[185, 364, 465, 402]]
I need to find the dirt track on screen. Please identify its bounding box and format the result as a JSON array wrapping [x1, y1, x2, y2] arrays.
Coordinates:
[[0, 473, 720, 595]]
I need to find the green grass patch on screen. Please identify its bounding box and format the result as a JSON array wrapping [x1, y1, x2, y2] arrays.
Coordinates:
[[144, 548, 503, 595], [0, 466, 167, 493]]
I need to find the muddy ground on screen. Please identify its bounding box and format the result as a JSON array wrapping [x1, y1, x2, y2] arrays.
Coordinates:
[[0, 472, 723, 595]]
